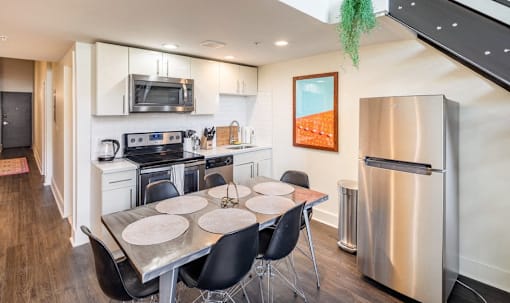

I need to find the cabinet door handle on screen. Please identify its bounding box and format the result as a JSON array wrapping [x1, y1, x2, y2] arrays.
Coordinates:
[[157, 59, 160, 75], [109, 178, 132, 184], [129, 188, 133, 208], [122, 95, 126, 114]]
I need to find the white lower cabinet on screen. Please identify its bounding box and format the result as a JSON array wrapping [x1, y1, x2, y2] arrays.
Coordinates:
[[91, 162, 137, 257], [233, 149, 272, 184]]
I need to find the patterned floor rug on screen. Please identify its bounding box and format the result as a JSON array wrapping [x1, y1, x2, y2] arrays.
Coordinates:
[[0, 157, 30, 176]]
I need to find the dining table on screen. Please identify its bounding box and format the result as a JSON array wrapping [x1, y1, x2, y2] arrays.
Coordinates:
[[101, 176, 329, 303]]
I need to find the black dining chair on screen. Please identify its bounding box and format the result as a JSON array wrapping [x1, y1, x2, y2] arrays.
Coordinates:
[[280, 170, 320, 288], [256, 202, 308, 303], [204, 172, 227, 189], [144, 180, 180, 204], [80, 226, 159, 302], [179, 223, 259, 303]]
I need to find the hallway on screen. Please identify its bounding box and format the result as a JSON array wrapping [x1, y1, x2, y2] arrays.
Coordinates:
[[0, 148, 103, 302]]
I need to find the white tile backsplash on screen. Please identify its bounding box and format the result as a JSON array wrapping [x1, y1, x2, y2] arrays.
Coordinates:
[[91, 94, 272, 159]]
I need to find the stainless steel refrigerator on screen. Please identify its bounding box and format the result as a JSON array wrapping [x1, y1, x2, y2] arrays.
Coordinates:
[[358, 95, 459, 303]]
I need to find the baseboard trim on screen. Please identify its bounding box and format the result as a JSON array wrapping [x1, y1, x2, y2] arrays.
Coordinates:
[[50, 178, 65, 218], [460, 255, 510, 293], [32, 147, 43, 175], [312, 207, 338, 228]]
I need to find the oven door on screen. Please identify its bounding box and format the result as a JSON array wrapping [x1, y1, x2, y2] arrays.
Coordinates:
[[137, 161, 205, 206], [129, 74, 194, 113]]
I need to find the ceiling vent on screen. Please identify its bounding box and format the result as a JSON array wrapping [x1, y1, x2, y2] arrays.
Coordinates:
[[200, 40, 226, 49]]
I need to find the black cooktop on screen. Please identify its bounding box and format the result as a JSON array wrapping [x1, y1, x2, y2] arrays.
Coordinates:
[[126, 150, 204, 167]]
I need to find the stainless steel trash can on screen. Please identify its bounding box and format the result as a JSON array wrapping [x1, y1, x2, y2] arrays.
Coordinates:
[[337, 180, 358, 254]]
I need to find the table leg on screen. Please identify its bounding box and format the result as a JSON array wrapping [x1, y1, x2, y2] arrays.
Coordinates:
[[159, 268, 179, 303], [303, 207, 321, 288]]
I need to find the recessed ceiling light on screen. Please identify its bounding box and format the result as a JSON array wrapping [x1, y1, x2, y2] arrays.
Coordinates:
[[274, 40, 288, 46], [0, 36, 7, 42], [200, 40, 226, 49], [224, 55, 235, 60], [162, 43, 178, 49]]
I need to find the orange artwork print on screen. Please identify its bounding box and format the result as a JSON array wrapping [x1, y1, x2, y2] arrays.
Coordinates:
[[293, 72, 338, 152]]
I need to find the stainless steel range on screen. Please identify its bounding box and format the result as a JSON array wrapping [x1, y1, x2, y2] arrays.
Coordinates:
[[123, 131, 205, 206]]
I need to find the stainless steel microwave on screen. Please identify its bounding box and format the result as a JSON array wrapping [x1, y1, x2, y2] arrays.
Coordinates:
[[129, 74, 194, 113]]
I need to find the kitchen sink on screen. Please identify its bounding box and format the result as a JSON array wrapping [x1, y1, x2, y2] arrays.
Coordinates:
[[225, 145, 257, 150]]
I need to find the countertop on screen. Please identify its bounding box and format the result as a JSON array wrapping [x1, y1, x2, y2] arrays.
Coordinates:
[[92, 158, 138, 173], [197, 145, 272, 158]]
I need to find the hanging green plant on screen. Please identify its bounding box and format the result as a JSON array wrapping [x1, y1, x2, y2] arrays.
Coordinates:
[[337, 0, 376, 67]]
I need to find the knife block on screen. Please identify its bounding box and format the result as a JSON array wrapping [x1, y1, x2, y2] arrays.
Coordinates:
[[201, 136, 214, 150]]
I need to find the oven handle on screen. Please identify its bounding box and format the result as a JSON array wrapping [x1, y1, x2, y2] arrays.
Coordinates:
[[139, 160, 205, 174]]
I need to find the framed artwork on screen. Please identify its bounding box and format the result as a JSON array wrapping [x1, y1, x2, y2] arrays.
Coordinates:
[[293, 72, 338, 152]]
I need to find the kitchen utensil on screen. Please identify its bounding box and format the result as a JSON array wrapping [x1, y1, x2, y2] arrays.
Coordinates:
[[98, 139, 120, 161]]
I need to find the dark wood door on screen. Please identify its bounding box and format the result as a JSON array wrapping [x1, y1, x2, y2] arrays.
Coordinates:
[[1, 92, 32, 148]]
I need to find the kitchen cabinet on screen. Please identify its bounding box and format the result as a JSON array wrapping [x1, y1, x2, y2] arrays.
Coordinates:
[[219, 63, 258, 96], [129, 47, 162, 76], [129, 47, 164, 76], [165, 53, 190, 78], [233, 149, 272, 184], [129, 48, 191, 78], [190, 58, 219, 115], [93, 42, 129, 116], [91, 161, 136, 259]]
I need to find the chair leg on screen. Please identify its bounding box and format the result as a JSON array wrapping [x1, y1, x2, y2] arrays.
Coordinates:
[[285, 257, 308, 303], [240, 279, 251, 303], [303, 209, 320, 289]]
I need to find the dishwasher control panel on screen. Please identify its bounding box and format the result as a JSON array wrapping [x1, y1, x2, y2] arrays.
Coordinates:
[[205, 155, 233, 169]]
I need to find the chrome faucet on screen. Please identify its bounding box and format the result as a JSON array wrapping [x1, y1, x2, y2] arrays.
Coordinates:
[[229, 120, 240, 145]]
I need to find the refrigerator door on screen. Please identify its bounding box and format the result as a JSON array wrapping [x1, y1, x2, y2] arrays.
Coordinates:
[[359, 95, 445, 169], [358, 161, 444, 303]]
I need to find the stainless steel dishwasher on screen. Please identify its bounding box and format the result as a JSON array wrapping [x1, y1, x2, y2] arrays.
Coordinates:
[[204, 155, 234, 183]]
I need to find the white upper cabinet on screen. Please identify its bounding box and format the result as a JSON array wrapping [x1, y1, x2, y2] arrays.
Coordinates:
[[219, 63, 240, 94], [128, 48, 164, 76], [190, 58, 219, 115], [164, 53, 190, 79], [239, 66, 258, 96], [94, 42, 129, 116], [219, 63, 258, 96]]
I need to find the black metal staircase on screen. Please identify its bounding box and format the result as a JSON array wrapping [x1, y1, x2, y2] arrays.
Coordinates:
[[389, 0, 510, 90]]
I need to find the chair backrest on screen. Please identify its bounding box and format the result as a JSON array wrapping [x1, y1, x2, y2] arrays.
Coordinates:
[[80, 226, 132, 301], [197, 223, 259, 291], [280, 170, 310, 189], [263, 202, 305, 261], [144, 180, 180, 204], [204, 173, 227, 189]]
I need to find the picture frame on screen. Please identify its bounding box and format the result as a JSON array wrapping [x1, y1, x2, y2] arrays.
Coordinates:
[[293, 72, 338, 152]]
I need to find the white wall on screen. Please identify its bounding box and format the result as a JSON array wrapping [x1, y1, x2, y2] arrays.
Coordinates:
[[51, 50, 73, 217], [259, 39, 510, 291], [0, 57, 34, 92], [90, 95, 270, 159], [33, 61, 53, 177]]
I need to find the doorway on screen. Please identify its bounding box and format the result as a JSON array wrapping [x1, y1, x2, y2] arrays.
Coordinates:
[[1, 92, 32, 149]]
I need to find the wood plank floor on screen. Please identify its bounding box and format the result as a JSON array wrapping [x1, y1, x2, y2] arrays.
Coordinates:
[[1, 148, 508, 302]]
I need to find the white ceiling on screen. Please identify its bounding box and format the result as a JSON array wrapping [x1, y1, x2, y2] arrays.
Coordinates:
[[0, 0, 415, 66]]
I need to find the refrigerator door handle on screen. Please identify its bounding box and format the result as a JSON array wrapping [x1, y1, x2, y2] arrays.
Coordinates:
[[364, 157, 444, 175]]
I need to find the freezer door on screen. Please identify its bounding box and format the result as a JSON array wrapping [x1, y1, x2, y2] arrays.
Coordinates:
[[359, 96, 445, 169], [358, 161, 444, 303]]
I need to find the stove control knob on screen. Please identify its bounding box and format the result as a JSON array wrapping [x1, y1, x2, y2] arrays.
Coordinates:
[[130, 138, 135, 143], [175, 135, 180, 140], [138, 138, 143, 142], [169, 135, 175, 140]]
